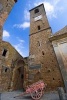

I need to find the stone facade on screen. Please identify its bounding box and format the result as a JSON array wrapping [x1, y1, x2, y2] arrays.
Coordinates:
[[49, 26, 67, 92], [0, 0, 28, 92], [29, 4, 64, 91], [0, 0, 17, 91], [1, 41, 25, 91], [0, 2, 67, 93]]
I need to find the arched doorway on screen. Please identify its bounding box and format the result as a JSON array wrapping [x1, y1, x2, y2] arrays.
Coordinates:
[[12, 59, 24, 90]]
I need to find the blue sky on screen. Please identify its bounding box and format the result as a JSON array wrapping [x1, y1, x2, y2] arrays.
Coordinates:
[[3, 0, 67, 57]]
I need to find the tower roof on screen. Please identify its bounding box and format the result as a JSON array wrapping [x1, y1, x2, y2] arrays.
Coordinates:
[[29, 3, 44, 12]]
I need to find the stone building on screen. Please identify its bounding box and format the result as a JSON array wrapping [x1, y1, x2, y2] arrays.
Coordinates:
[[49, 26, 67, 92], [1, 41, 25, 91], [0, 0, 28, 92], [0, 1, 67, 93], [0, 0, 17, 91], [28, 4, 65, 91]]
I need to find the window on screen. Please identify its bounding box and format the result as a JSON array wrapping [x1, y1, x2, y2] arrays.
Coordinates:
[[47, 69, 51, 72], [34, 8, 39, 13], [21, 74, 24, 79], [53, 78, 55, 80], [2, 49, 7, 57], [42, 51, 44, 55], [5, 68, 8, 72], [37, 41, 41, 46], [38, 25, 40, 30]]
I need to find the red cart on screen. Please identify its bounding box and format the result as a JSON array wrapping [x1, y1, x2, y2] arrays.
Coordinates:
[[14, 80, 47, 100]]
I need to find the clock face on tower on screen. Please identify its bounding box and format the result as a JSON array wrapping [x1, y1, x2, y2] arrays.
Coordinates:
[[34, 15, 42, 21]]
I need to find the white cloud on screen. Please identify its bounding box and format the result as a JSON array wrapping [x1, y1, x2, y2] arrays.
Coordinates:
[[14, 43, 28, 57], [14, 40, 25, 56], [13, 22, 30, 29], [13, 38, 28, 57], [43, 2, 55, 18], [19, 39, 25, 43], [52, 0, 60, 5], [13, 9, 30, 30], [3, 30, 10, 37], [24, 9, 30, 21], [26, 0, 64, 19], [13, 43, 29, 57], [34, 1, 56, 18], [14, 45, 24, 56], [16, 37, 25, 43]]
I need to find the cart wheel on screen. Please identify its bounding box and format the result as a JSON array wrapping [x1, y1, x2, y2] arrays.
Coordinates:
[[31, 88, 43, 100]]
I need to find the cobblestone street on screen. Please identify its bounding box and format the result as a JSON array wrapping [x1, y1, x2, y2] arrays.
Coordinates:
[[1, 91, 60, 100]]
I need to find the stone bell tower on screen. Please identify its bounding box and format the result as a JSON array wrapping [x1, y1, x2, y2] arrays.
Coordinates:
[[29, 4, 64, 91]]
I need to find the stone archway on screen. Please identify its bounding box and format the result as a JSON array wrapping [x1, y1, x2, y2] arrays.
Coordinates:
[[12, 59, 24, 90]]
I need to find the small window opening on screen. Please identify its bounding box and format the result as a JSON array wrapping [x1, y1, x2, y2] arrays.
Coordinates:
[[53, 78, 55, 80], [21, 74, 24, 79], [37, 41, 41, 46], [35, 8, 39, 13], [42, 51, 44, 55], [2, 49, 7, 57], [47, 69, 51, 72], [5, 68, 8, 72], [38, 25, 40, 30]]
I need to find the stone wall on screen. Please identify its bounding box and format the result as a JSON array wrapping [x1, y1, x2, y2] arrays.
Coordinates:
[[0, 0, 17, 92], [29, 28, 64, 91], [29, 4, 64, 91], [0, 0, 29, 92], [49, 27, 67, 92], [1, 41, 24, 91]]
